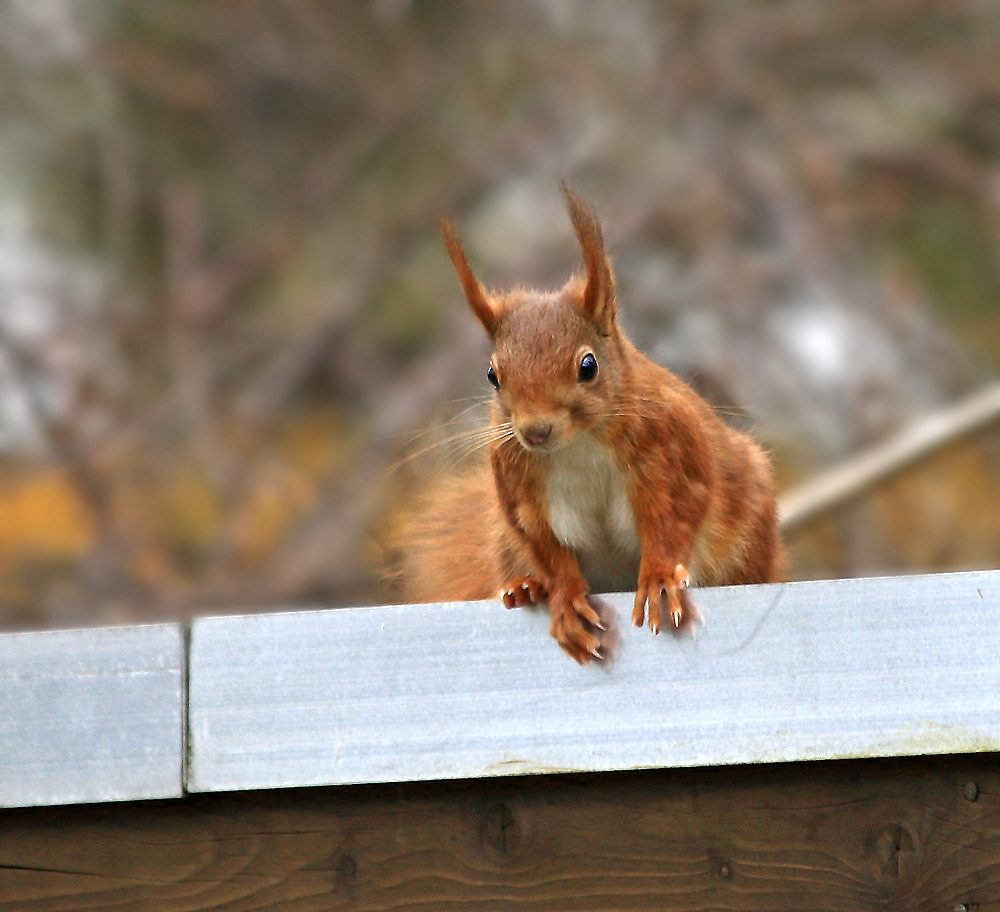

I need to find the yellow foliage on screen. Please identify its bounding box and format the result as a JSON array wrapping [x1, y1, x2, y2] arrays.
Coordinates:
[[229, 464, 315, 562], [154, 464, 223, 554], [276, 410, 347, 478], [228, 410, 344, 562], [0, 470, 95, 562]]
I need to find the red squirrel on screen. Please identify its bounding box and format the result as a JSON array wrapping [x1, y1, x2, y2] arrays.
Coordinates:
[[396, 185, 780, 663]]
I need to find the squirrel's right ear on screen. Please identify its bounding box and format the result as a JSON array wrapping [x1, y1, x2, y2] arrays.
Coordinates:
[[441, 219, 500, 337], [561, 183, 617, 336]]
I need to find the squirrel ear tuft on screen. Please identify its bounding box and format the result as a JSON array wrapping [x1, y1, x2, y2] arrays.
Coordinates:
[[560, 183, 617, 335], [441, 219, 499, 337]]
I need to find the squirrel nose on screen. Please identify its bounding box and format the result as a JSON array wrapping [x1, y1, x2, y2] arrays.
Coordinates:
[[521, 422, 553, 446]]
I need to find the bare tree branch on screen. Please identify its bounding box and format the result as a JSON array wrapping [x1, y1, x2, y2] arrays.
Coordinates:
[[780, 383, 1000, 531]]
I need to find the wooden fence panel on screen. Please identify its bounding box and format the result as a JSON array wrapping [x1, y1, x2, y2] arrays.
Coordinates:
[[1, 755, 998, 911]]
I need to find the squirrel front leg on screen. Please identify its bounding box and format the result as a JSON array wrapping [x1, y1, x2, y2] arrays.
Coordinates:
[[629, 475, 707, 635], [634, 556, 695, 634], [496, 480, 604, 662], [492, 446, 604, 661], [530, 536, 605, 663]]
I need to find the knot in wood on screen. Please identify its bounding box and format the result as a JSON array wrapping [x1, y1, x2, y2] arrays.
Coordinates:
[[332, 853, 358, 899], [481, 800, 521, 860], [868, 822, 918, 890]]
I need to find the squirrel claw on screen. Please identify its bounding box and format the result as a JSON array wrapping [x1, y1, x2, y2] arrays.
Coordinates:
[[634, 563, 698, 637], [500, 576, 547, 609], [550, 592, 605, 664]]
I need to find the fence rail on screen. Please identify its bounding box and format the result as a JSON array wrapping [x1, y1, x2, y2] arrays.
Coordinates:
[[3, 569, 998, 809]]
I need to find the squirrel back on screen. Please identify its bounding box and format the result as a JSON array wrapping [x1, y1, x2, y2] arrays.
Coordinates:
[[392, 186, 780, 661]]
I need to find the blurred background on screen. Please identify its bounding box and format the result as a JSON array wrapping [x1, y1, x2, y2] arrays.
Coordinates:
[[0, 0, 998, 631]]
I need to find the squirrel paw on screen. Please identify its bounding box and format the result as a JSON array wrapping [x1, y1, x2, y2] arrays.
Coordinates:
[[632, 563, 701, 635], [501, 576, 548, 609], [549, 591, 604, 664]]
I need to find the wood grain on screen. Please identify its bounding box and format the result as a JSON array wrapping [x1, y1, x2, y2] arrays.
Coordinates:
[[2, 754, 1000, 911]]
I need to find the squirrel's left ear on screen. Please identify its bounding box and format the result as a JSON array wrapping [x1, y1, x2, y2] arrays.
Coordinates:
[[561, 183, 617, 335], [441, 219, 500, 338]]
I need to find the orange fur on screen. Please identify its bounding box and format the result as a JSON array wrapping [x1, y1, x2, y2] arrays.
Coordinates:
[[397, 187, 781, 662]]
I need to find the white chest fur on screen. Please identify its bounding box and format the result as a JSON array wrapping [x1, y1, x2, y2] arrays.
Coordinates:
[[545, 441, 640, 588]]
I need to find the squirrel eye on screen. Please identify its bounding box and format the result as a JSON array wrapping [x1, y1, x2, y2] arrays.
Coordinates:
[[578, 352, 598, 382], [487, 364, 500, 390]]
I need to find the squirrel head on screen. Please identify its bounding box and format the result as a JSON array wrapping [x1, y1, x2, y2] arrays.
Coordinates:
[[442, 185, 624, 453]]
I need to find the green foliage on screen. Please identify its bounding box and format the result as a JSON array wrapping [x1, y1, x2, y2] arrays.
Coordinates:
[[898, 199, 999, 320]]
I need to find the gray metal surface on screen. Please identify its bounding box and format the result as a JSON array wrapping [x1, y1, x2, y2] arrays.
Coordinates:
[[0, 624, 185, 808], [187, 569, 1000, 794]]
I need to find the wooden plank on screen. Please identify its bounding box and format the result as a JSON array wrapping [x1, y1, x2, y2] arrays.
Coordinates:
[[188, 570, 1000, 795], [0, 624, 185, 808], [0, 754, 998, 910]]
